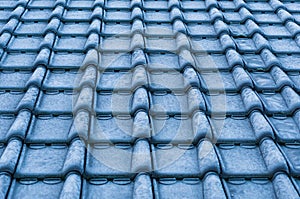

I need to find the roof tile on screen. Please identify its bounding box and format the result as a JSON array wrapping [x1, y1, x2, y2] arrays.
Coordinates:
[[268, 111, 300, 143], [7, 174, 81, 199], [15, 140, 85, 178], [154, 174, 226, 199], [151, 111, 211, 144], [153, 140, 219, 178], [223, 173, 298, 199], [210, 111, 273, 143]]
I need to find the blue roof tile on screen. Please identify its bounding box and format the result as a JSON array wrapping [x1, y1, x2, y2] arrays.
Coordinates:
[[153, 174, 226, 199], [21, 9, 55, 22], [0, 87, 38, 114], [28, 0, 57, 9], [43, 69, 79, 90], [210, 111, 274, 143], [0, 1, 22, 9], [0, 70, 32, 90], [150, 88, 205, 115], [90, 111, 150, 143], [268, 111, 300, 143], [151, 111, 211, 144], [96, 88, 148, 115], [83, 178, 134, 199], [217, 139, 288, 178], [15, 140, 85, 178], [86, 140, 151, 178], [62, 7, 103, 22], [148, 68, 199, 92], [97, 66, 147, 91], [199, 67, 252, 92], [151, 112, 211, 144], [35, 90, 75, 115], [52, 34, 98, 52], [269, 38, 300, 54], [147, 52, 181, 71], [253, 12, 282, 24], [187, 23, 216, 37], [204, 88, 262, 116], [7, 173, 82, 199], [49, 52, 86, 69], [223, 173, 299, 199], [0, 52, 38, 70], [26, 111, 89, 144], [9, 178, 66, 199], [7, 35, 48, 52], [258, 86, 300, 115], [58, 20, 101, 36], [279, 144, 300, 177], [5, 19, 32, 35], [152, 140, 219, 178], [67, 0, 97, 9], [248, 66, 293, 92], [83, 174, 152, 199], [0, 111, 31, 142]]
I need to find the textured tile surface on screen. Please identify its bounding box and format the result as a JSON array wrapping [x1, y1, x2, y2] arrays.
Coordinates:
[[0, 0, 300, 198]]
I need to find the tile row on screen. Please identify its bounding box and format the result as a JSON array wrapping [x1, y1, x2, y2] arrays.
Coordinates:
[[4, 32, 300, 53], [38, 65, 300, 92], [1, 0, 299, 25], [99, 19, 300, 38], [2, 138, 300, 180], [94, 32, 300, 54], [101, 0, 299, 15], [2, 2, 300, 33], [2, 108, 300, 144], [1, 48, 300, 73], [93, 8, 300, 25], [2, 84, 297, 116], [2, 0, 300, 24], [0, 0, 299, 14], [2, 171, 300, 199], [2, 6, 300, 41], [5, 17, 300, 39], [0, 69, 300, 116]]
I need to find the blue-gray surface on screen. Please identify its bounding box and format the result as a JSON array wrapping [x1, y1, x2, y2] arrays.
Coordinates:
[[0, 0, 300, 198]]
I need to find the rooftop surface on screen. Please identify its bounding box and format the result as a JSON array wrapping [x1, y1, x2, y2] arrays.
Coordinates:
[[0, 0, 300, 198]]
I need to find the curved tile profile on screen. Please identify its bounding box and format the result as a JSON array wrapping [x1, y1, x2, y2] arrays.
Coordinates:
[[0, 139, 22, 174], [0, 173, 11, 199]]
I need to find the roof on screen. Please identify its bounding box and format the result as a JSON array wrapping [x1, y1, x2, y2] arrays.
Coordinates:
[[0, 0, 300, 198]]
